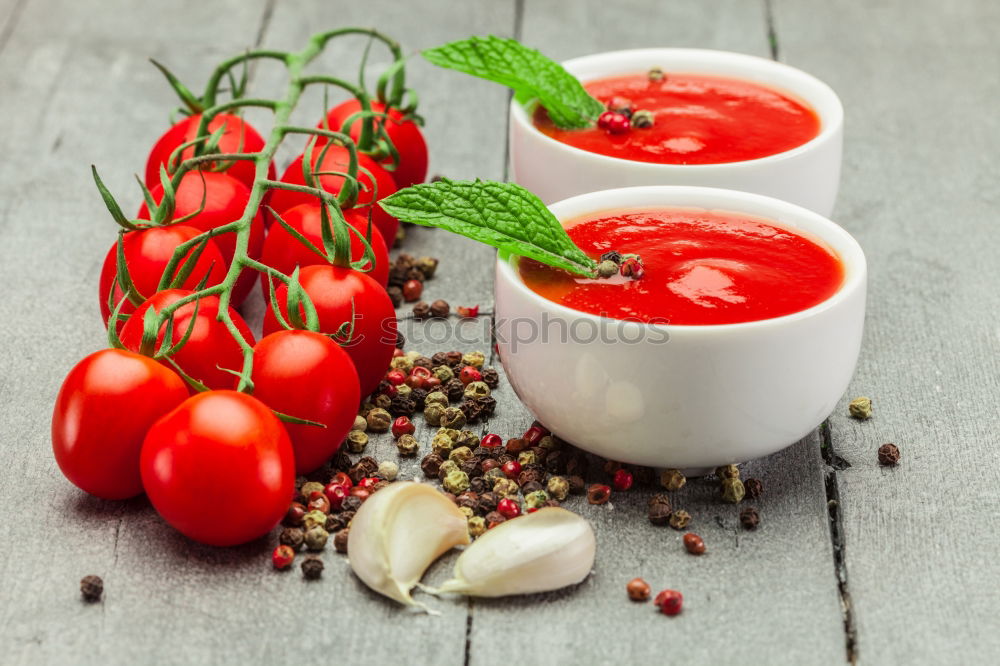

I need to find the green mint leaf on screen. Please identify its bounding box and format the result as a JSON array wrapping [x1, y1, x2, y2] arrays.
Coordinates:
[[422, 36, 603, 130], [379, 179, 597, 277]]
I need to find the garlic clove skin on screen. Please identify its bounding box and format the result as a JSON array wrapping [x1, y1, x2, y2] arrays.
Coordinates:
[[347, 481, 470, 607], [432, 507, 595, 597]]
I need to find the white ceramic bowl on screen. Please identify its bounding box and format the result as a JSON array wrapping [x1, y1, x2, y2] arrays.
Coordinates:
[[494, 186, 866, 469], [509, 48, 844, 217]]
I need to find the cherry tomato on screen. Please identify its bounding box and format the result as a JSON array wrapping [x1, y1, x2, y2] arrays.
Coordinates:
[[251, 330, 360, 474], [119, 289, 255, 390], [141, 390, 295, 546], [137, 171, 264, 306], [260, 203, 389, 289], [262, 264, 396, 396], [144, 113, 275, 191], [319, 99, 428, 188], [267, 144, 399, 244], [98, 225, 228, 327], [51, 349, 189, 500]]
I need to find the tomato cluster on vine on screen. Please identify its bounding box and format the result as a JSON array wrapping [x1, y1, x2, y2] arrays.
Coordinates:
[[51, 29, 428, 547]]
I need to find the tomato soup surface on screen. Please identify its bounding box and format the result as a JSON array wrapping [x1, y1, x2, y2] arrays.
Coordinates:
[[518, 208, 843, 326], [534, 73, 821, 164]]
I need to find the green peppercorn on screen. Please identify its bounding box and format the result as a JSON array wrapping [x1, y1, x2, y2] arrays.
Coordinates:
[[457, 430, 480, 449], [849, 396, 873, 420], [396, 384, 412, 398], [538, 435, 557, 450], [468, 515, 487, 538], [524, 490, 550, 510], [345, 430, 368, 453], [396, 434, 420, 456], [424, 403, 446, 426], [461, 351, 486, 369], [302, 510, 327, 531], [546, 476, 570, 501], [366, 408, 392, 433], [425, 391, 449, 407], [352, 415, 367, 432], [648, 66, 665, 81], [304, 526, 329, 551], [390, 356, 414, 373], [443, 469, 471, 494], [300, 481, 325, 498], [631, 109, 654, 128], [517, 450, 538, 466], [438, 459, 459, 480], [440, 407, 467, 429], [433, 365, 455, 383], [431, 432, 455, 458], [463, 381, 491, 400], [415, 256, 439, 279], [721, 478, 746, 503], [493, 478, 520, 499], [669, 509, 691, 530], [597, 259, 619, 278], [374, 394, 392, 410], [484, 467, 506, 485], [449, 446, 474, 464], [659, 468, 686, 491]]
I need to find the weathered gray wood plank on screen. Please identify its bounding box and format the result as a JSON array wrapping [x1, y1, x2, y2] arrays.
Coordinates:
[[461, 2, 847, 664], [773, 0, 1000, 662], [0, 1, 514, 664]]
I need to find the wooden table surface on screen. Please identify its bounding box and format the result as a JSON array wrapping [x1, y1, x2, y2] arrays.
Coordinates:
[[1, 1, 997, 664]]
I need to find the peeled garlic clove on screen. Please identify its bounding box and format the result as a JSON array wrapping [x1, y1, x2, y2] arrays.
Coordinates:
[[432, 507, 595, 597], [347, 481, 470, 607]]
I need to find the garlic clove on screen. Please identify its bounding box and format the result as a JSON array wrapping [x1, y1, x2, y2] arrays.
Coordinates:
[[347, 481, 470, 608], [431, 507, 595, 597]]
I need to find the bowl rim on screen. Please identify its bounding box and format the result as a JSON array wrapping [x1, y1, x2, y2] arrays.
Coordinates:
[[509, 47, 845, 171], [495, 185, 866, 334]]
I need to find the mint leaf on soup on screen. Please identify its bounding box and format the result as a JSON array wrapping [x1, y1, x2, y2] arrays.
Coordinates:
[[379, 180, 598, 277], [423, 36, 604, 130]]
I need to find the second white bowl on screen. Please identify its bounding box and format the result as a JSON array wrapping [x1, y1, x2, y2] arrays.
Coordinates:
[[509, 48, 844, 217]]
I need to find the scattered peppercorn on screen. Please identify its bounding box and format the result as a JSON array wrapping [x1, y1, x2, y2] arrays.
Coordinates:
[[524, 490, 550, 510], [443, 469, 471, 494], [457, 305, 479, 318], [80, 575, 103, 602], [303, 509, 327, 531], [740, 507, 760, 530], [626, 577, 651, 602], [567, 475, 586, 495], [386, 286, 403, 308], [648, 66, 665, 81], [365, 408, 392, 433], [716, 464, 740, 480], [620, 257, 645, 279], [546, 476, 570, 501], [480, 367, 500, 389], [412, 301, 431, 319], [878, 443, 900, 466], [587, 483, 611, 505], [445, 378, 466, 401], [279, 527, 305, 550], [284, 502, 306, 527], [402, 279, 423, 302], [352, 415, 367, 431], [612, 468, 634, 492], [683, 533, 706, 555], [669, 509, 691, 530], [721, 478, 746, 504], [344, 430, 368, 453], [468, 515, 487, 537], [304, 526, 329, 551], [648, 494, 673, 526], [655, 589, 683, 616], [301, 557, 324, 580], [849, 396, 873, 420], [271, 546, 295, 571], [744, 478, 763, 500], [597, 259, 619, 278], [497, 497, 521, 519], [429, 299, 450, 318], [441, 407, 467, 429], [333, 529, 350, 554]]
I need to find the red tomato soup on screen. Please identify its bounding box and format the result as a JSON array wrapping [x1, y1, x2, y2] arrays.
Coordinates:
[[517, 208, 843, 326], [533, 73, 821, 164]]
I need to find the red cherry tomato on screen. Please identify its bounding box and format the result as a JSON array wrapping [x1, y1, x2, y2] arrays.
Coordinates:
[[51, 349, 189, 500], [137, 171, 264, 306], [319, 99, 428, 188], [251, 330, 361, 474], [262, 264, 396, 396], [260, 203, 389, 289], [267, 144, 399, 243], [141, 390, 295, 546], [119, 289, 256, 390], [98, 225, 228, 327], [145, 113, 275, 191]]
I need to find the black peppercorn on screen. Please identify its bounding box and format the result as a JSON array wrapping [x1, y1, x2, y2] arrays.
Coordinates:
[[430, 299, 450, 318], [567, 475, 586, 495], [878, 443, 900, 466], [460, 458, 483, 478], [521, 480, 545, 495], [301, 557, 324, 580], [431, 352, 449, 367], [444, 351, 464, 367], [445, 378, 465, 401], [332, 450, 352, 472], [744, 478, 764, 500], [333, 529, 350, 554], [279, 527, 305, 550], [481, 366, 500, 389], [389, 394, 417, 416], [648, 494, 673, 526], [413, 355, 433, 369], [341, 496, 363, 513], [456, 492, 479, 511], [469, 477, 488, 495], [517, 467, 545, 488], [475, 395, 497, 416], [387, 286, 403, 308], [459, 399, 483, 424], [325, 513, 347, 532], [80, 575, 103, 602], [740, 507, 760, 530], [412, 301, 431, 319], [395, 331, 406, 349], [484, 510, 506, 527], [421, 453, 444, 478], [477, 492, 499, 515], [358, 457, 379, 475]]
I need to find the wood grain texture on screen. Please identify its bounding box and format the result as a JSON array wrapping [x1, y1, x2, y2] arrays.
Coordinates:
[[773, 0, 1000, 663]]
